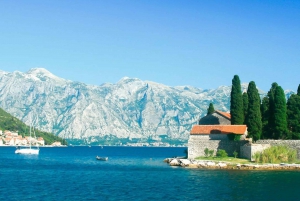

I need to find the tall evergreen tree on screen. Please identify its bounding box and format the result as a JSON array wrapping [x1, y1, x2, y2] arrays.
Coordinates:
[[246, 81, 262, 141], [260, 97, 270, 139], [297, 84, 300, 96], [267, 82, 278, 138], [287, 94, 300, 139], [242, 92, 248, 124], [207, 103, 215, 115], [230, 75, 244, 125], [273, 86, 288, 139]]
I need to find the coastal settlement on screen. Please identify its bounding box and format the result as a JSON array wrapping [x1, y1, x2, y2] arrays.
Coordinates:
[[0, 130, 62, 146]]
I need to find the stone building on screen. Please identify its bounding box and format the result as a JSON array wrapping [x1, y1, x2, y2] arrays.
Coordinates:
[[198, 110, 231, 125], [189, 110, 300, 160], [188, 110, 249, 159]]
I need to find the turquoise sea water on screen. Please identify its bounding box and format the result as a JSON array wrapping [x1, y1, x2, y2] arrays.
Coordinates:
[[0, 146, 300, 201]]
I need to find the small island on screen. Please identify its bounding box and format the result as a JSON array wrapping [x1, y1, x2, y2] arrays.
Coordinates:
[[173, 76, 300, 170], [165, 145, 300, 170]]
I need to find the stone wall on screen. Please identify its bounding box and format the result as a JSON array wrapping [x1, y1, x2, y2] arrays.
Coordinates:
[[256, 140, 300, 159], [191, 134, 230, 140], [188, 134, 248, 159], [240, 143, 271, 161], [188, 137, 300, 160]]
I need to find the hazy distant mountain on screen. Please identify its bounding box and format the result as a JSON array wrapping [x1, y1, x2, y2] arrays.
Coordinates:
[[0, 68, 292, 146]]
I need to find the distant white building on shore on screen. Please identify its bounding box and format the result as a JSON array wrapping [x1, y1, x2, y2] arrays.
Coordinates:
[[0, 130, 45, 146], [52, 141, 62, 146]]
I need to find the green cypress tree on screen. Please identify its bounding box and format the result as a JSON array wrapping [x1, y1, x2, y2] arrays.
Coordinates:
[[287, 93, 300, 139], [246, 81, 262, 141], [297, 84, 300, 96], [273, 86, 288, 139], [207, 103, 215, 115], [230, 75, 244, 125], [267, 82, 278, 138], [242, 92, 248, 124], [260, 96, 270, 139]]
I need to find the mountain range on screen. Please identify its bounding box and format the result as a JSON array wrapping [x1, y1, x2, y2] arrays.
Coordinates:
[[0, 68, 293, 146]]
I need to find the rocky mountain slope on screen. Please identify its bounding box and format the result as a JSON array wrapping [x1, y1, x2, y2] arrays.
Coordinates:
[[0, 68, 288, 146]]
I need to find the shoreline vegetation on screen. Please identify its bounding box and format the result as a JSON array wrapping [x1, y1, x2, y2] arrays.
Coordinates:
[[164, 146, 300, 171], [164, 157, 300, 170], [0, 108, 67, 146]]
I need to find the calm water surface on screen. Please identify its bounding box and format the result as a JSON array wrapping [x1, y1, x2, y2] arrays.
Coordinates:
[[0, 146, 299, 201]]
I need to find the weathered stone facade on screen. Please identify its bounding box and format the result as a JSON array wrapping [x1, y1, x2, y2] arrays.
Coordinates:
[[199, 111, 230, 125], [239, 140, 300, 160], [188, 134, 249, 159], [240, 143, 271, 161], [189, 110, 248, 159]]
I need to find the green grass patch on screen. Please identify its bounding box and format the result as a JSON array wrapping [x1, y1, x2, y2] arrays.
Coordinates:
[[253, 145, 298, 164], [195, 156, 250, 164]]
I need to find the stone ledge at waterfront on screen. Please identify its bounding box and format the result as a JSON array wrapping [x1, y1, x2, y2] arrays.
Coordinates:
[[163, 158, 300, 170]]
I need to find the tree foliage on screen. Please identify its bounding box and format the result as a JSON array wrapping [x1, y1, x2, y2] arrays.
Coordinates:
[[273, 86, 288, 139], [260, 96, 270, 139], [287, 94, 300, 139], [207, 103, 215, 115], [230, 75, 244, 125], [228, 133, 241, 141], [229, 77, 299, 141], [245, 81, 262, 141], [216, 149, 228, 158], [242, 92, 248, 124], [267, 82, 278, 138]]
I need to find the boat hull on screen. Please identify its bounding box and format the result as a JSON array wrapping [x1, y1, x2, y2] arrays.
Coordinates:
[[15, 148, 39, 155], [96, 156, 108, 161]]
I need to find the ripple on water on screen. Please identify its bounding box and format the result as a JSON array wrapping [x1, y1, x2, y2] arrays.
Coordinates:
[[1, 147, 300, 201]]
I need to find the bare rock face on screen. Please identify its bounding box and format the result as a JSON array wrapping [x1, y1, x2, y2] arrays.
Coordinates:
[[165, 158, 300, 170], [169, 159, 180, 166], [217, 163, 227, 168], [179, 159, 191, 166], [0, 68, 274, 145]]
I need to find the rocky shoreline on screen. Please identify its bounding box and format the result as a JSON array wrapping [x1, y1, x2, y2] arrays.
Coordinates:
[[164, 158, 300, 170]]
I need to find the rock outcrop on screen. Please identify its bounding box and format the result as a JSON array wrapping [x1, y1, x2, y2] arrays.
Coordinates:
[[164, 158, 300, 170]]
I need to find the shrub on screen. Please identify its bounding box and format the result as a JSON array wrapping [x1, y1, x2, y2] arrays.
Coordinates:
[[254, 145, 297, 164], [208, 150, 214, 157], [216, 149, 228, 158], [204, 148, 214, 157], [227, 134, 241, 141], [204, 148, 209, 157], [253, 152, 261, 163], [233, 151, 238, 158]]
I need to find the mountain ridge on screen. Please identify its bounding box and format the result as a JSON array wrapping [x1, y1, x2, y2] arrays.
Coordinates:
[[0, 68, 293, 146]]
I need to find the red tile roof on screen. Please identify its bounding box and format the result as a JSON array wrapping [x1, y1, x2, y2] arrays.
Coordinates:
[[190, 125, 247, 135], [215, 110, 231, 119]]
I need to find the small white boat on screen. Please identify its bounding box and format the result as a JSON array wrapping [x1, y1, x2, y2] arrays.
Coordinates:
[[96, 156, 108, 161], [15, 147, 39, 155], [15, 122, 39, 155]]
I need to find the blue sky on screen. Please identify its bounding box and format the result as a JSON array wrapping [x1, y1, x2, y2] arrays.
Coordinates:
[[0, 1, 299, 91]]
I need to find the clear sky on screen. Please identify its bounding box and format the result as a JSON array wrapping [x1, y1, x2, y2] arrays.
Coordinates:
[[0, 0, 299, 92]]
